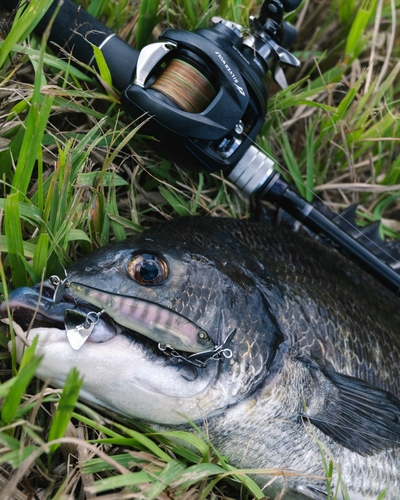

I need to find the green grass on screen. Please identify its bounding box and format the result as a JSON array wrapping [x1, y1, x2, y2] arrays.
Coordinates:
[[0, 0, 399, 497]]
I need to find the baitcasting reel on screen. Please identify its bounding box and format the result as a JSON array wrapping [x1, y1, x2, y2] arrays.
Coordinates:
[[2, 0, 400, 295], [3, 0, 300, 180], [122, 0, 300, 177]]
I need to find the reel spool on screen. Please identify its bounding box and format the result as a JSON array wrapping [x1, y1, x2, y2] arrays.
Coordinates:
[[150, 58, 217, 113]]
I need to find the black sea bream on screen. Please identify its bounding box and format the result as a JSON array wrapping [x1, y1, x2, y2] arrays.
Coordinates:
[[3, 217, 400, 499]]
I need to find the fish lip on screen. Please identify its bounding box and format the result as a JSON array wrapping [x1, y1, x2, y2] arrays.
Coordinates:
[[2, 284, 211, 359], [1, 284, 119, 344], [1, 286, 69, 325]]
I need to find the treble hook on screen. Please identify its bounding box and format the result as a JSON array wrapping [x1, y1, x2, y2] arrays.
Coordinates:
[[49, 265, 69, 304], [158, 328, 237, 374]]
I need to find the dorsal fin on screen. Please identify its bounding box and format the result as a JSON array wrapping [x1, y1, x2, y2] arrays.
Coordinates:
[[353, 220, 383, 250], [332, 203, 359, 236]]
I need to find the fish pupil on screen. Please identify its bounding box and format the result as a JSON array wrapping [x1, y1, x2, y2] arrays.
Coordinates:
[[140, 260, 159, 281]]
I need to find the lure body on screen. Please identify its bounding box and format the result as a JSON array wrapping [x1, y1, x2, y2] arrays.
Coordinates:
[[67, 282, 215, 353]]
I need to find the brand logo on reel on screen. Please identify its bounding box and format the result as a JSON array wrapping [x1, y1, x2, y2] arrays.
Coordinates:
[[215, 51, 246, 96]]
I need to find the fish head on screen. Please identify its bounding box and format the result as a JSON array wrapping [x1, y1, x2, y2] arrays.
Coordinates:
[[2, 218, 283, 425]]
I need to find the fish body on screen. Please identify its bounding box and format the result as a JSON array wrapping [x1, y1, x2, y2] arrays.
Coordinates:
[[3, 217, 400, 499]]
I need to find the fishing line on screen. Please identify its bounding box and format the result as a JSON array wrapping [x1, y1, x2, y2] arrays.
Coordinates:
[[243, 133, 400, 268], [149, 58, 217, 113]]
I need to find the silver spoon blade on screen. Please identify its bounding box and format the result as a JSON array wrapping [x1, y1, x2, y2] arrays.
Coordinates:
[[65, 309, 94, 350]]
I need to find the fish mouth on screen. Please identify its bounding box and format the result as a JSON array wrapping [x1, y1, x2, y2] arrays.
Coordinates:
[[0, 284, 167, 360], [1, 282, 226, 424], [1, 282, 216, 361], [0, 284, 117, 345]]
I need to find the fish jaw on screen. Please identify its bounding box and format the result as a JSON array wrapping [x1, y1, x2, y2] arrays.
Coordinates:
[[8, 321, 225, 424], [1, 275, 228, 424]]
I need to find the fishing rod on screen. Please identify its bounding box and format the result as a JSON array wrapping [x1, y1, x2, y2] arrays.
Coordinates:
[[2, 0, 400, 295]]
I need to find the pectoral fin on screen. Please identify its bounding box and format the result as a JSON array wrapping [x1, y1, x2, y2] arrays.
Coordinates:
[[303, 368, 400, 456]]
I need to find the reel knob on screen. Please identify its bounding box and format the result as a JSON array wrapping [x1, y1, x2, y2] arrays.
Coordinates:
[[281, 0, 302, 11]]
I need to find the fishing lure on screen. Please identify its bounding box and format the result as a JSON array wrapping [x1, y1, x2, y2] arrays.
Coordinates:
[[67, 281, 215, 353], [159, 327, 236, 368], [64, 309, 104, 350], [50, 271, 69, 304]]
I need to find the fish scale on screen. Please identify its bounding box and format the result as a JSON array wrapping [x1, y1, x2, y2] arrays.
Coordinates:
[[3, 216, 400, 499]]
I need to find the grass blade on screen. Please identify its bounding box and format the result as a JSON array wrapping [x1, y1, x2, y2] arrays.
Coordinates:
[[12, 95, 54, 197], [89, 471, 154, 494], [33, 233, 49, 278], [4, 192, 27, 288], [143, 459, 187, 499], [1, 337, 41, 425], [47, 368, 84, 454], [136, 0, 161, 50], [345, 0, 377, 59], [0, 0, 52, 67]]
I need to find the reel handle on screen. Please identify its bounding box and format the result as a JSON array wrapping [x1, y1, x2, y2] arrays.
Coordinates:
[[281, 0, 302, 11], [2, 0, 139, 92]]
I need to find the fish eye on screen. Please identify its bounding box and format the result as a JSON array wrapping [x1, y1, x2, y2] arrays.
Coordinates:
[[127, 252, 169, 285], [198, 330, 208, 340]]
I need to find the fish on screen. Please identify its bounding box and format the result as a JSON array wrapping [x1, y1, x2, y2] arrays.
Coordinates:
[[2, 216, 400, 499]]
